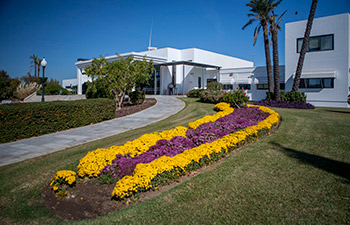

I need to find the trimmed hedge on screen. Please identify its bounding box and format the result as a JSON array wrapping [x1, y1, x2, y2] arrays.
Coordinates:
[[0, 99, 115, 143]]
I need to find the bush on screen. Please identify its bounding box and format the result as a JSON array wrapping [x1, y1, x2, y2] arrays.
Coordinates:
[[206, 82, 223, 91], [37, 82, 71, 95], [15, 82, 40, 100], [266, 91, 306, 102], [199, 90, 225, 104], [129, 90, 145, 105], [0, 99, 115, 143], [85, 79, 114, 99], [255, 100, 314, 109], [186, 89, 204, 98], [222, 89, 249, 108]]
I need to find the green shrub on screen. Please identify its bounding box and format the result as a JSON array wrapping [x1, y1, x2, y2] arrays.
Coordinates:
[[85, 79, 114, 99], [206, 82, 223, 91], [0, 99, 115, 143], [199, 90, 225, 104], [284, 91, 306, 102], [222, 89, 249, 108], [129, 90, 145, 105], [266, 91, 306, 102], [186, 89, 204, 98], [37, 82, 71, 95]]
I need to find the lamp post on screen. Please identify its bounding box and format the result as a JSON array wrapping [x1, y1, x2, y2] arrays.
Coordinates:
[[40, 58, 47, 102]]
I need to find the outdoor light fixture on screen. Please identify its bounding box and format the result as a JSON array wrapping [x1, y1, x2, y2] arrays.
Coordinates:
[[40, 57, 48, 102]]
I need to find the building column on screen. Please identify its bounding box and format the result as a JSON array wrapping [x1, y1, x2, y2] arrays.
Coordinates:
[[217, 68, 220, 83], [77, 67, 83, 95], [183, 64, 185, 94]]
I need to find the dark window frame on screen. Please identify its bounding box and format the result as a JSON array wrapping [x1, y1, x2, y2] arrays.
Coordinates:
[[223, 84, 233, 90], [297, 34, 334, 53], [238, 84, 251, 90], [256, 83, 285, 90], [299, 78, 334, 89]]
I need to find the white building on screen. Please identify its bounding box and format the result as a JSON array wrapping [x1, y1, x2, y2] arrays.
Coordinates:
[[285, 13, 350, 108], [74, 47, 253, 95], [65, 13, 350, 108]]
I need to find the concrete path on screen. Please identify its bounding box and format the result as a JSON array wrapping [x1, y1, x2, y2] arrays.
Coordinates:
[[0, 96, 185, 167]]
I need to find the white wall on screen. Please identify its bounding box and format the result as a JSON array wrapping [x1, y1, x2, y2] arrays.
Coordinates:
[[285, 13, 350, 108]]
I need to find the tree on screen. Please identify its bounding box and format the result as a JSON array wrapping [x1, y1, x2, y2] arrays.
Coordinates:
[[84, 54, 154, 111], [269, 10, 286, 100], [29, 54, 38, 77], [292, 0, 318, 92], [21, 72, 39, 84], [37, 58, 42, 78], [0, 70, 20, 99], [242, 0, 282, 93]]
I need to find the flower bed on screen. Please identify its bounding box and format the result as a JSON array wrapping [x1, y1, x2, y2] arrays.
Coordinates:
[[50, 102, 280, 200], [254, 100, 315, 109]]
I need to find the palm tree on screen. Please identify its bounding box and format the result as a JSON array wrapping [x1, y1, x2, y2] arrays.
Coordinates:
[[292, 0, 318, 92], [269, 10, 286, 100], [242, 0, 282, 94], [37, 58, 42, 78], [29, 54, 38, 77]]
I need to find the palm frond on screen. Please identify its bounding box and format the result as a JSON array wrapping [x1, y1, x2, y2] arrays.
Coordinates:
[[253, 25, 261, 45], [242, 18, 256, 30]]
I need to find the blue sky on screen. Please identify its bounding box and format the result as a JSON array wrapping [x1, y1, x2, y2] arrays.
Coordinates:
[[0, 0, 349, 82]]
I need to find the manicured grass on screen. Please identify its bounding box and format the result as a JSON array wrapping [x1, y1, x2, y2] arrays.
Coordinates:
[[0, 99, 349, 224]]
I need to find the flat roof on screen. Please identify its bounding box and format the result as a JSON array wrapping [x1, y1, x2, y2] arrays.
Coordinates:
[[155, 61, 221, 69]]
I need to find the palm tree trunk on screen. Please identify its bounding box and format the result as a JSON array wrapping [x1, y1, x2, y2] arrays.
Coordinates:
[[34, 64, 37, 78], [271, 27, 280, 100], [292, 0, 318, 92], [262, 21, 273, 93]]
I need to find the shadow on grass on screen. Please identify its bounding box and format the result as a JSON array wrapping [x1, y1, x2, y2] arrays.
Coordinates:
[[324, 110, 350, 114], [270, 142, 350, 181]]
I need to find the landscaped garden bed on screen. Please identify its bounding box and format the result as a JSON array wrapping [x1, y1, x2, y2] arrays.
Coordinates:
[[44, 102, 280, 220]]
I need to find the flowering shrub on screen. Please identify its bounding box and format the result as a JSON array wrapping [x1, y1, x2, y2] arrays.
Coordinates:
[[222, 88, 249, 108], [186, 89, 204, 98], [111, 104, 280, 199], [255, 100, 315, 109], [199, 90, 225, 103], [50, 170, 76, 198]]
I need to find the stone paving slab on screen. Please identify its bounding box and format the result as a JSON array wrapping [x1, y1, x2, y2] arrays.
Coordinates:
[[0, 96, 185, 167]]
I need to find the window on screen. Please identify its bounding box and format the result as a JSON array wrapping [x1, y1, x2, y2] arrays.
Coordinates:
[[207, 79, 217, 84], [257, 83, 285, 90], [198, 77, 201, 88], [238, 84, 251, 90], [297, 34, 334, 53], [257, 84, 268, 90], [299, 78, 334, 89], [223, 84, 233, 90]]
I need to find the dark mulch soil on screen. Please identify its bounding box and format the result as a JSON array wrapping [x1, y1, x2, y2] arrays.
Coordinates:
[[114, 98, 157, 118], [42, 172, 200, 221]]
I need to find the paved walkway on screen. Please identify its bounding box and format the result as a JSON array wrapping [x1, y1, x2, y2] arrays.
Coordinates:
[[0, 96, 185, 167]]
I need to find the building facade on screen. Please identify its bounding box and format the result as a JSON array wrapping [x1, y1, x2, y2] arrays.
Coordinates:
[[64, 13, 350, 108], [285, 13, 350, 108]]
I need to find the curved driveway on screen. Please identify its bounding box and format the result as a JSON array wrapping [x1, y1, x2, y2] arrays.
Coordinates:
[[0, 96, 185, 167]]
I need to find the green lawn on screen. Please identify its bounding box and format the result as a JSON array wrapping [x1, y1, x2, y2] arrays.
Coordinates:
[[0, 99, 349, 224]]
